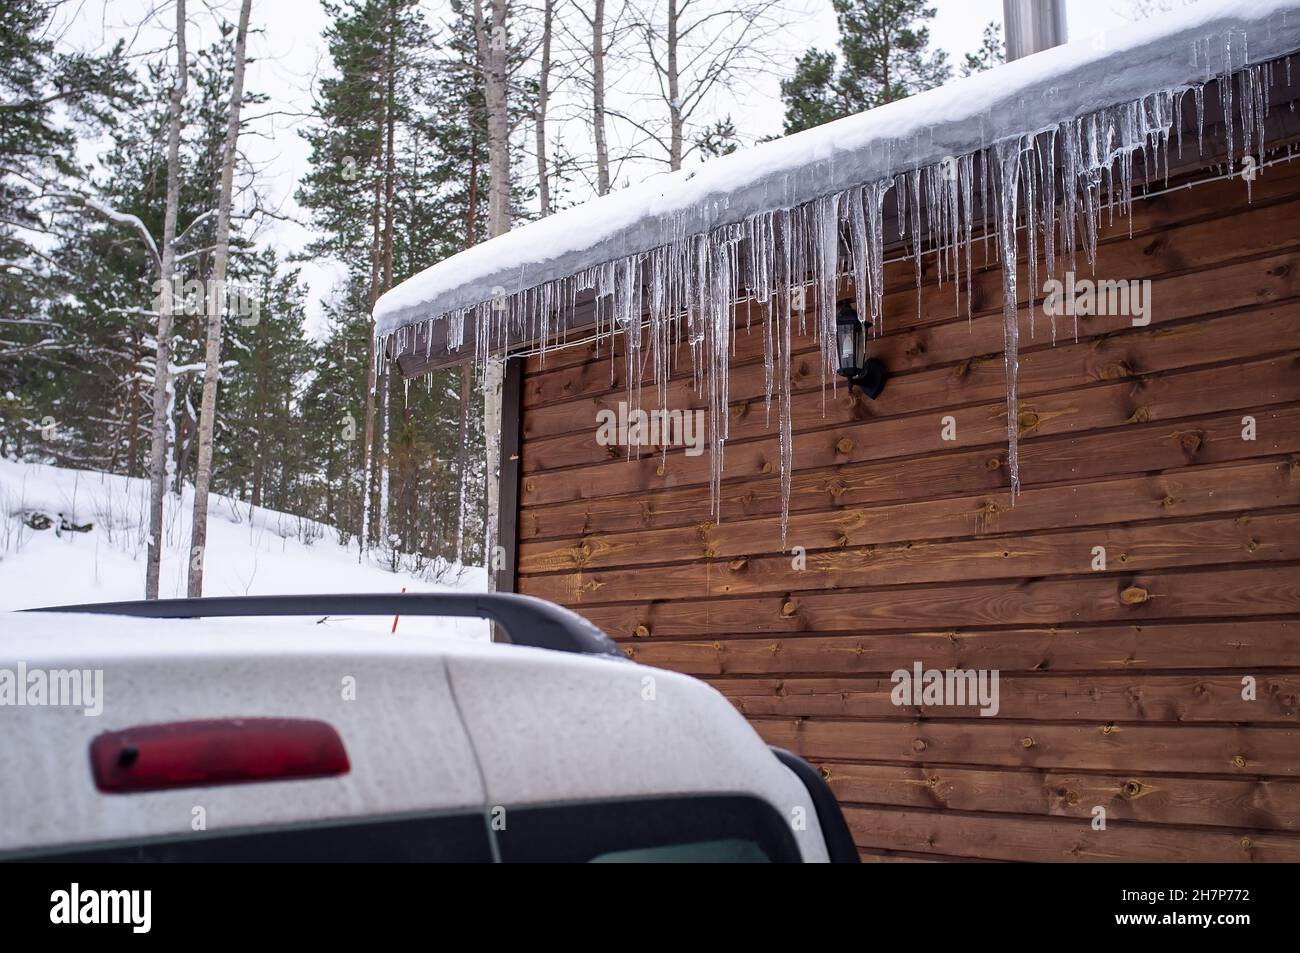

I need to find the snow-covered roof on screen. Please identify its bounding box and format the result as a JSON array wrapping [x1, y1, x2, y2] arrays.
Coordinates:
[[376, 0, 1300, 339]]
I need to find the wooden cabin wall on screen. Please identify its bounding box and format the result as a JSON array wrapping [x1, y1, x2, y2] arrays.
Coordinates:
[[513, 159, 1300, 862]]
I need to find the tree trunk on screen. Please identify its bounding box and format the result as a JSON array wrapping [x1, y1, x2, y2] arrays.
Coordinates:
[[473, 0, 512, 587], [377, 359, 390, 545], [475, 0, 511, 237], [174, 405, 193, 493], [474, 0, 511, 591], [359, 169, 383, 550], [457, 131, 476, 566], [188, 0, 252, 597], [592, 0, 610, 194], [667, 0, 682, 171], [455, 362, 470, 562], [377, 0, 398, 552], [126, 375, 140, 477], [383, 0, 397, 288], [251, 335, 266, 507], [467, 139, 478, 245], [145, 0, 187, 600], [535, 0, 553, 215]]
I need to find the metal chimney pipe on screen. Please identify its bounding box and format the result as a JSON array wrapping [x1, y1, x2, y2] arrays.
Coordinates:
[[1002, 0, 1069, 61]]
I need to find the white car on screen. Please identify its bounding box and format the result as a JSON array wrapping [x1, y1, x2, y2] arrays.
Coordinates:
[[0, 593, 856, 863]]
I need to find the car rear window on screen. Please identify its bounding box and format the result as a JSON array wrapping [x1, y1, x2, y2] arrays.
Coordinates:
[[16, 795, 799, 863], [18, 811, 493, 863]]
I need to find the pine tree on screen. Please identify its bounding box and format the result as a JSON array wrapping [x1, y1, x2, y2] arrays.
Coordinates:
[[961, 21, 1004, 77], [0, 0, 135, 459], [216, 249, 312, 512], [780, 0, 951, 135], [296, 0, 538, 565], [298, 0, 436, 549], [299, 291, 367, 533], [0, 0, 133, 320], [696, 116, 742, 159]]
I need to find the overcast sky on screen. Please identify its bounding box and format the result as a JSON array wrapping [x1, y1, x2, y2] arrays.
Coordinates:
[[57, 0, 1180, 334]]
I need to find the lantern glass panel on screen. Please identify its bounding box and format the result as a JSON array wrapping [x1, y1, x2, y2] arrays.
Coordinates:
[[836, 316, 859, 374]]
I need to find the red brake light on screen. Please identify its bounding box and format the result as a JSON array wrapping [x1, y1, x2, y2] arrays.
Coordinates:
[[90, 718, 350, 793]]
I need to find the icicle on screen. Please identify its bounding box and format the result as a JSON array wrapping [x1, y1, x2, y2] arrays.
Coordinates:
[[909, 169, 923, 322], [846, 186, 869, 337], [1061, 119, 1079, 274], [1221, 32, 1236, 172], [777, 273, 794, 548], [814, 192, 842, 389], [1024, 137, 1038, 339], [1037, 131, 1058, 342], [996, 137, 1024, 500], [866, 178, 892, 329], [980, 147, 993, 264], [943, 156, 962, 314], [959, 154, 975, 325]]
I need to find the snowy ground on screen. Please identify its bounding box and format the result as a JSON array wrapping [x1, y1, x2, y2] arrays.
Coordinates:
[[0, 459, 489, 640]]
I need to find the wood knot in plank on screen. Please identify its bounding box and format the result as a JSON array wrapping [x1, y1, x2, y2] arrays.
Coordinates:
[[1177, 430, 1204, 456], [1120, 586, 1150, 606], [1122, 780, 1146, 799]]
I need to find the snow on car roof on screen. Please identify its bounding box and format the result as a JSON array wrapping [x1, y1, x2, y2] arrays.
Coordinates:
[[0, 609, 575, 662], [375, 0, 1300, 337], [0, 609, 829, 861]]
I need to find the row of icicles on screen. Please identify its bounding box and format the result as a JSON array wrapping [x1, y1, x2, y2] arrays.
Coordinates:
[[381, 50, 1288, 546]]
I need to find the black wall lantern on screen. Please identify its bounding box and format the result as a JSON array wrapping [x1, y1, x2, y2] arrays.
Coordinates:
[[835, 300, 887, 399]]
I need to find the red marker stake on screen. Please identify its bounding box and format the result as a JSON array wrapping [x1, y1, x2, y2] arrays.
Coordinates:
[[391, 586, 406, 633]]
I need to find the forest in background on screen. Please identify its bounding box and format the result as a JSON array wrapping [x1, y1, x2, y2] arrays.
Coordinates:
[[0, 0, 1030, 594]]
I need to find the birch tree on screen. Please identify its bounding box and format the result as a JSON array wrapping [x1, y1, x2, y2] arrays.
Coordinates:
[[187, 0, 253, 597], [591, 0, 610, 194], [565, 0, 624, 195], [474, 0, 513, 236], [534, 0, 554, 214], [145, 0, 188, 600], [472, 0, 512, 589], [630, 0, 788, 170]]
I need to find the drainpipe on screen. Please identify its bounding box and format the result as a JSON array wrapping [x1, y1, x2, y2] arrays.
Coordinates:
[[1002, 0, 1068, 61]]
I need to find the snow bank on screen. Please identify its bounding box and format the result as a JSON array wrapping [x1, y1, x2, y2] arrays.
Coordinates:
[[0, 459, 488, 639]]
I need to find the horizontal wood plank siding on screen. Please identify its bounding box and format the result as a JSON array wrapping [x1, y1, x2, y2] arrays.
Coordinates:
[[516, 162, 1300, 861]]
